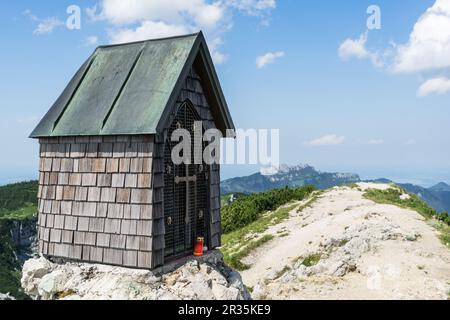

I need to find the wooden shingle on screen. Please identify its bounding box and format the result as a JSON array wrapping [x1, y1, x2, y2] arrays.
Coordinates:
[[111, 174, 125, 188], [137, 251, 151, 268], [103, 248, 123, 265], [106, 158, 119, 173], [64, 216, 78, 231], [130, 189, 152, 204], [124, 174, 138, 188], [125, 236, 140, 250], [110, 235, 126, 249], [107, 203, 123, 219], [101, 188, 116, 203], [88, 187, 101, 202], [123, 251, 137, 267], [82, 173, 97, 186], [90, 247, 103, 262], [75, 186, 88, 201], [104, 219, 121, 234], [121, 219, 137, 235], [116, 188, 131, 203], [97, 233, 110, 247], [89, 218, 105, 233], [77, 217, 90, 232], [119, 158, 131, 173]]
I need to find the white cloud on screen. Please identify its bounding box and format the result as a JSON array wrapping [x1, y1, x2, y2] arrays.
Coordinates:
[[308, 134, 345, 146], [110, 21, 190, 44], [368, 139, 384, 145], [93, 0, 226, 27], [339, 1, 450, 96], [417, 77, 450, 97], [90, 0, 276, 64], [86, 36, 99, 46], [86, 5, 102, 22], [338, 32, 370, 60], [256, 51, 285, 68], [393, 0, 450, 74], [24, 10, 64, 35], [16, 116, 40, 125], [33, 17, 64, 35], [227, 0, 276, 16], [405, 138, 416, 145], [338, 32, 383, 67]]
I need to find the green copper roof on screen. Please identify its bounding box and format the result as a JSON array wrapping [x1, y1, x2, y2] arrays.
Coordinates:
[[30, 32, 234, 138]]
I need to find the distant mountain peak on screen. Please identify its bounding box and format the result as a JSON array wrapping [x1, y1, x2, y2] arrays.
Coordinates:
[[429, 182, 450, 192], [221, 164, 360, 194], [277, 164, 313, 173], [261, 164, 313, 176]]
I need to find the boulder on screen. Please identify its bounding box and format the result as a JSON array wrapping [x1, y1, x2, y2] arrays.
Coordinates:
[[21, 251, 250, 300]]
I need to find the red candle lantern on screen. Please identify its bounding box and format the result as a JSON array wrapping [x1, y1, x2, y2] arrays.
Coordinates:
[[193, 237, 204, 256]]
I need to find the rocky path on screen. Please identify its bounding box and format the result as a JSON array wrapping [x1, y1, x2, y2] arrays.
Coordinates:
[[241, 183, 450, 300]]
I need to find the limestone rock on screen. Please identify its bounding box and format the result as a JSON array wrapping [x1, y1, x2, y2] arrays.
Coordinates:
[[0, 293, 15, 300], [21, 251, 250, 300]]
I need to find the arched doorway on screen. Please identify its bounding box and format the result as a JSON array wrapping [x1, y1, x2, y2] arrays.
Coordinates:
[[163, 100, 210, 259]]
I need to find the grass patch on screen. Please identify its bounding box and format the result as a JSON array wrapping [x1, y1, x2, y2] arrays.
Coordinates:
[[0, 181, 38, 221], [438, 225, 450, 247], [224, 235, 275, 270], [300, 253, 322, 267], [364, 187, 436, 219], [222, 203, 299, 249], [296, 191, 323, 213], [364, 187, 450, 248], [222, 191, 321, 270], [222, 186, 315, 234], [0, 203, 37, 221], [55, 289, 76, 299], [344, 183, 360, 189], [274, 265, 291, 279]]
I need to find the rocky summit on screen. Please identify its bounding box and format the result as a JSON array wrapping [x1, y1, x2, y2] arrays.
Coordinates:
[[21, 250, 250, 300]]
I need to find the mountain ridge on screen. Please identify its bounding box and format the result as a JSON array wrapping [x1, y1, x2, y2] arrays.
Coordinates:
[[221, 164, 360, 194], [221, 165, 450, 213]]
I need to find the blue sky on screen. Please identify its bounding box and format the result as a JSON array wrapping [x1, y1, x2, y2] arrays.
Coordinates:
[[0, 0, 449, 186]]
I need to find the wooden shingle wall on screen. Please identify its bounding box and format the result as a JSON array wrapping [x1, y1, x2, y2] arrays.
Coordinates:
[[153, 68, 222, 266], [37, 135, 155, 268], [150, 133, 165, 268]]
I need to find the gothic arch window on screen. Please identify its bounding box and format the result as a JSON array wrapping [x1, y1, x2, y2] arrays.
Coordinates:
[[163, 100, 210, 258]]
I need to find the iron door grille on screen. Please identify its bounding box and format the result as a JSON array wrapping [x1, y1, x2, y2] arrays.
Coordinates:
[[163, 101, 210, 258]]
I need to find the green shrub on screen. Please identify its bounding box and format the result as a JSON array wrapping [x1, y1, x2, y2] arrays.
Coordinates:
[[221, 185, 315, 234], [364, 188, 439, 221], [300, 253, 321, 267], [0, 181, 38, 220]]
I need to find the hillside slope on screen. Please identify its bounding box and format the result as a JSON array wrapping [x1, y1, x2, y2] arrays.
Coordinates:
[[0, 181, 38, 299], [237, 183, 450, 300]]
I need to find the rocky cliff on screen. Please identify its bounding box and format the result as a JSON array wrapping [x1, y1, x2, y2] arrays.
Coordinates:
[[0, 216, 37, 299], [21, 250, 250, 300]]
